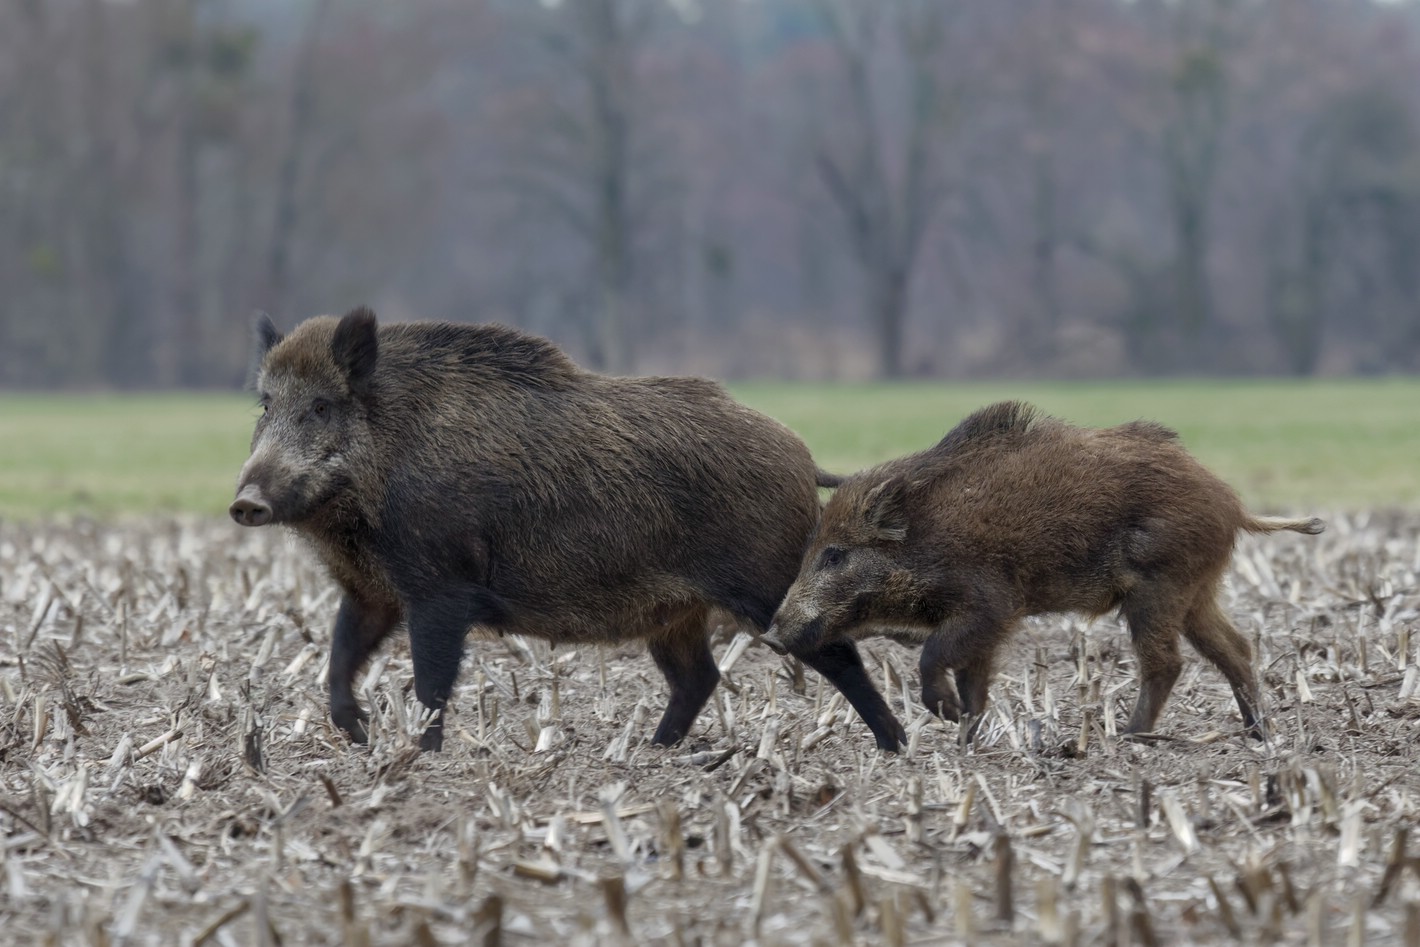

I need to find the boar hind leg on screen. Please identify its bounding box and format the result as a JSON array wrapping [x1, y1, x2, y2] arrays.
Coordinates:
[[329, 595, 402, 744], [800, 640, 906, 752], [648, 607, 718, 747], [1121, 596, 1185, 736], [1184, 595, 1267, 739]]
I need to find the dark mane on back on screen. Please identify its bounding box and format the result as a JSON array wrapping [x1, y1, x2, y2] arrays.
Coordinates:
[[1116, 419, 1180, 442], [931, 401, 1040, 457], [391, 322, 579, 388]]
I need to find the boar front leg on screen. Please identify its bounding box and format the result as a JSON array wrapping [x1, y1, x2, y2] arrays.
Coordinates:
[[799, 639, 907, 752], [404, 584, 510, 751], [920, 610, 1010, 745], [329, 594, 403, 744]]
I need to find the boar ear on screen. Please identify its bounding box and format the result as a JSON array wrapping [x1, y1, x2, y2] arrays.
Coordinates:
[[247, 311, 283, 388], [332, 306, 379, 395], [862, 477, 909, 542], [254, 311, 283, 355]]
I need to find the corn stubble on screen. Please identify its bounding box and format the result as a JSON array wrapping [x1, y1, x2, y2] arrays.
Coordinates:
[[0, 512, 1417, 944]]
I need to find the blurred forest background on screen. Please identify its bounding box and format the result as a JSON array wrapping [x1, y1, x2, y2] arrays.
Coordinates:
[[3, 0, 1420, 388]]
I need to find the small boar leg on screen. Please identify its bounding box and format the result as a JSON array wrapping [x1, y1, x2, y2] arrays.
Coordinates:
[[1183, 595, 1267, 739], [917, 646, 962, 722], [800, 640, 907, 752], [1121, 597, 1185, 736], [328, 594, 402, 744], [954, 661, 994, 745], [920, 612, 1008, 745], [406, 587, 507, 751], [648, 607, 719, 747]]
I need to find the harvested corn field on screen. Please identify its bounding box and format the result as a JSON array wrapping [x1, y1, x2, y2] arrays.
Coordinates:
[[2, 514, 1419, 945]]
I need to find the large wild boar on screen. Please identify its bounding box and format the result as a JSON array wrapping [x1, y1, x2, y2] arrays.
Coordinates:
[[761, 401, 1324, 752], [231, 307, 842, 751]]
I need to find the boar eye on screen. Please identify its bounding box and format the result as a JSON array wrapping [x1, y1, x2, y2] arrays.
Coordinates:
[[312, 398, 330, 419], [818, 546, 846, 570]]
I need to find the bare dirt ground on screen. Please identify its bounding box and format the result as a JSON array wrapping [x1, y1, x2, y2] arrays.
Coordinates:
[[2, 514, 1419, 945]]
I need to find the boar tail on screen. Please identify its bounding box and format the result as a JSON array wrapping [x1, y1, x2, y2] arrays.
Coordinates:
[[816, 469, 845, 489], [1243, 514, 1326, 535]]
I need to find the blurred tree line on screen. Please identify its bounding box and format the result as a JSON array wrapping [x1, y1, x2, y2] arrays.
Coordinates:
[[3, 0, 1419, 387]]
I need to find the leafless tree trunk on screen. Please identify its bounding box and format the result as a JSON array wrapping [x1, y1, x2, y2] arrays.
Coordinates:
[[169, 0, 203, 386], [561, 0, 648, 374], [1165, 63, 1224, 340], [1264, 200, 1329, 376], [495, 0, 656, 374], [587, 0, 635, 374], [266, 0, 332, 322], [1159, 4, 1231, 346], [814, 0, 948, 380], [1020, 0, 1071, 357]]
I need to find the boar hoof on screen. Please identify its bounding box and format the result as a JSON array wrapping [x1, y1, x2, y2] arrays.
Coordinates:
[[874, 720, 908, 753], [419, 727, 445, 752], [921, 686, 962, 723], [332, 709, 369, 745]]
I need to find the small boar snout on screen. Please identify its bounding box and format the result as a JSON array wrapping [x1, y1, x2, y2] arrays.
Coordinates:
[[760, 625, 788, 655], [230, 485, 273, 527]]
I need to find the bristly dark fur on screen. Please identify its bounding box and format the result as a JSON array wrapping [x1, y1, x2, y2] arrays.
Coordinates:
[[930, 399, 1038, 456], [236, 307, 829, 752], [768, 400, 1324, 752], [406, 321, 579, 389]]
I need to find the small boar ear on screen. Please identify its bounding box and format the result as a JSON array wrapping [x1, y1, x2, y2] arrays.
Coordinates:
[[332, 306, 379, 395], [862, 478, 908, 542], [248, 311, 283, 388]]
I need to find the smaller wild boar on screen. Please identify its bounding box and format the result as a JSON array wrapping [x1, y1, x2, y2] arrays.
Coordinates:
[[232, 307, 837, 752], [761, 401, 1324, 752]]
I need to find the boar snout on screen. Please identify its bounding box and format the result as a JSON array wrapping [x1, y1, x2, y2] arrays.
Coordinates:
[[230, 485, 273, 527], [760, 625, 789, 655], [761, 613, 823, 656]]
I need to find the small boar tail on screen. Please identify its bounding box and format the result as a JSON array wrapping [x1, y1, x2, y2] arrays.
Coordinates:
[[1243, 514, 1326, 536], [816, 469, 845, 489]]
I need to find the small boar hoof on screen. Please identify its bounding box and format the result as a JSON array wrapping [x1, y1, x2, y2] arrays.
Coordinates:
[[419, 728, 445, 752], [921, 690, 961, 722]]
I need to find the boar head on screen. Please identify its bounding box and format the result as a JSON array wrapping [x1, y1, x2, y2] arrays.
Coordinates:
[[230, 307, 379, 528], [762, 476, 921, 655]]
